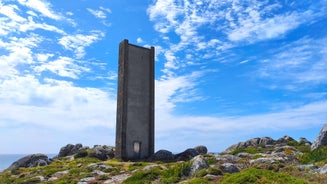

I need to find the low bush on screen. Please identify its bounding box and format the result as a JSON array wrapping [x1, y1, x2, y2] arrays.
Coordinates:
[[299, 146, 327, 164]]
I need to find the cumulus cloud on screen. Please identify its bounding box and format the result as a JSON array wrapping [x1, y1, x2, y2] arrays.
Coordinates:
[[58, 31, 105, 58], [0, 4, 26, 22], [17, 0, 62, 20], [34, 56, 90, 79], [0, 76, 116, 130]]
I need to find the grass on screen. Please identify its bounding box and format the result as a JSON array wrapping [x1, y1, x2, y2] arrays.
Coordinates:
[[123, 169, 160, 184], [221, 168, 308, 184]]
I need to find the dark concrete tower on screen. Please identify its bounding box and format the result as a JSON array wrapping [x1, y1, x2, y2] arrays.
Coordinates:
[[115, 39, 155, 161]]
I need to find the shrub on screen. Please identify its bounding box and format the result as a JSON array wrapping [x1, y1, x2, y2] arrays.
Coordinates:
[[74, 149, 88, 158], [300, 146, 327, 164], [160, 161, 191, 183], [207, 167, 222, 175], [221, 168, 308, 184], [287, 140, 299, 146]]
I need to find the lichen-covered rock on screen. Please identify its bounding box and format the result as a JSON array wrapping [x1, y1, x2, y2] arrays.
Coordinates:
[[150, 150, 174, 162], [273, 145, 299, 153], [89, 145, 115, 161], [276, 135, 295, 144], [189, 155, 209, 176], [58, 143, 83, 157], [220, 163, 239, 173], [215, 154, 241, 163], [224, 137, 275, 153], [175, 148, 199, 161], [311, 125, 327, 150], [299, 137, 311, 145], [249, 157, 284, 165], [7, 154, 51, 170], [259, 137, 275, 146], [194, 145, 208, 154], [236, 152, 253, 158]]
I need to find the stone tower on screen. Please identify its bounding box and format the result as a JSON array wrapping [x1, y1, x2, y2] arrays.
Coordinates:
[[115, 39, 155, 161]]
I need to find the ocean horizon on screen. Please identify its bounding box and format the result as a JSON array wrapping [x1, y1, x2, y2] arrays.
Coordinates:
[[0, 154, 56, 172]]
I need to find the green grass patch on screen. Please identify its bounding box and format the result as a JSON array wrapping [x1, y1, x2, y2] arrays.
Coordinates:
[[221, 168, 308, 184], [123, 169, 160, 184], [188, 177, 210, 184], [231, 147, 262, 155], [160, 161, 191, 183]]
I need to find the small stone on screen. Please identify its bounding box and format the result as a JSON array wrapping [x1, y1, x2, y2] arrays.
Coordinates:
[[52, 170, 69, 178], [92, 170, 107, 175], [143, 164, 161, 171]]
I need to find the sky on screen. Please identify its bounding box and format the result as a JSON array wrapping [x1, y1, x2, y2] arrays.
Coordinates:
[[0, 0, 327, 154]]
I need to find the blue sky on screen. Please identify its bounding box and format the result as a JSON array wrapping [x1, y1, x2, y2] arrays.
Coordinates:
[[0, 0, 327, 154]]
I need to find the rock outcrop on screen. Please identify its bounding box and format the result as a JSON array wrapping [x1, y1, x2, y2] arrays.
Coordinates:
[[223, 135, 305, 153], [299, 137, 311, 145], [58, 143, 84, 157], [175, 148, 199, 161], [311, 124, 327, 150], [89, 145, 115, 161], [194, 145, 208, 154], [150, 150, 174, 162], [7, 154, 51, 170]]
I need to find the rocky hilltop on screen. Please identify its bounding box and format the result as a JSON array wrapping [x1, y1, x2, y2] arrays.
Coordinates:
[[2, 125, 327, 183]]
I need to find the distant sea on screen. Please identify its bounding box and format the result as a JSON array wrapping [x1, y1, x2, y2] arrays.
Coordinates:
[[0, 154, 56, 172]]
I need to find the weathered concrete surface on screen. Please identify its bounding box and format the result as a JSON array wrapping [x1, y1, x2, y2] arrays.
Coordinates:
[[115, 39, 155, 161]]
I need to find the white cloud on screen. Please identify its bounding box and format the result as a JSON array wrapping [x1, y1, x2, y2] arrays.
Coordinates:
[[17, 0, 62, 20], [34, 56, 89, 79], [258, 37, 327, 86], [36, 53, 54, 62], [147, 0, 325, 75], [58, 31, 105, 58], [227, 11, 304, 42], [87, 8, 106, 19], [155, 71, 204, 115], [19, 16, 65, 34], [136, 37, 143, 44], [0, 4, 25, 22], [0, 76, 116, 130]]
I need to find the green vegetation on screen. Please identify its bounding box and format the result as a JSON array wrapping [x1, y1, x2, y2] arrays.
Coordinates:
[[299, 146, 327, 164], [123, 169, 160, 184], [3, 143, 327, 183], [221, 168, 308, 184], [230, 147, 263, 155]]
